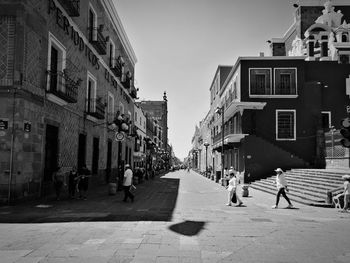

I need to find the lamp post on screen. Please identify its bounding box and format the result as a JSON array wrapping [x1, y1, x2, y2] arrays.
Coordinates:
[[204, 142, 209, 177], [216, 106, 224, 184]]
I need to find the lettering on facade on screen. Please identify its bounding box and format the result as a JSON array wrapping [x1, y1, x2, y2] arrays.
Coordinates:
[[47, 0, 130, 100], [48, 0, 100, 70]]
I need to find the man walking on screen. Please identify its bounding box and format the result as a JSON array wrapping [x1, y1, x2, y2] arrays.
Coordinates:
[[123, 164, 134, 202], [272, 168, 293, 209]]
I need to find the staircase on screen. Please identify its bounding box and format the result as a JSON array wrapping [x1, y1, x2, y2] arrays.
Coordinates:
[[250, 169, 349, 207]]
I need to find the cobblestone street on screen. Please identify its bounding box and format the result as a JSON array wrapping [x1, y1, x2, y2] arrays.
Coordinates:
[[1, 170, 350, 262]]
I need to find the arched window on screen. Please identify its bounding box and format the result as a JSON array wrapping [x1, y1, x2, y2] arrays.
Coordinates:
[[342, 33, 349, 43]]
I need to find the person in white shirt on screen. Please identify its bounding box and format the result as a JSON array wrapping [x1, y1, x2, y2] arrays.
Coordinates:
[[123, 164, 134, 202], [342, 175, 350, 212], [272, 168, 293, 209], [226, 169, 243, 206]]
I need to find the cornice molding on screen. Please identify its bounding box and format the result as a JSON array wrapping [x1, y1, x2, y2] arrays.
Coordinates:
[[102, 0, 137, 66]]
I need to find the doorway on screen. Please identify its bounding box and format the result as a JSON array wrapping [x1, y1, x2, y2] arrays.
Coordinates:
[[92, 137, 99, 174], [77, 133, 87, 170], [106, 139, 112, 183], [44, 124, 59, 182]]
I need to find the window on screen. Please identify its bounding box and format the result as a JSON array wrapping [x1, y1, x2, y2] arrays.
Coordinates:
[[233, 80, 237, 100], [47, 33, 66, 92], [274, 68, 297, 95], [249, 68, 271, 95], [119, 103, 124, 114], [276, 110, 296, 140], [107, 92, 114, 121], [88, 4, 97, 41], [322, 111, 331, 131], [109, 39, 115, 67], [86, 72, 97, 111]]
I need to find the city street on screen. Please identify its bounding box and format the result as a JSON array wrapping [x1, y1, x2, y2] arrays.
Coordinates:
[[1, 170, 350, 263]]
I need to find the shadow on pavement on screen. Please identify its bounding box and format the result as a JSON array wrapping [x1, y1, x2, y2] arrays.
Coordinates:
[[168, 220, 206, 236], [0, 175, 180, 223]]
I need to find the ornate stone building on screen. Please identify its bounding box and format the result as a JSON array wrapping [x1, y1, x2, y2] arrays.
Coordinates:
[[0, 0, 138, 202]]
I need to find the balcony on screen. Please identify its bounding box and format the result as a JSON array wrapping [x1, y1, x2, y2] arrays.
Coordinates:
[[130, 86, 138, 99], [86, 98, 105, 119], [57, 0, 80, 17], [111, 62, 123, 78], [47, 70, 80, 103], [89, 26, 107, 55], [122, 71, 132, 89]]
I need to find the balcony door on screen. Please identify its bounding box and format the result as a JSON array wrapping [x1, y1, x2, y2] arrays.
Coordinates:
[[50, 46, 58, 92]]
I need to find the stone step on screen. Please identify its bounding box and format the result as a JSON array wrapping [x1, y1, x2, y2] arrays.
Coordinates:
[[251, 181, 325, 201], [265, 176, 341, 191], [287, 172, 344, 182], [250, 183, 331, 207]]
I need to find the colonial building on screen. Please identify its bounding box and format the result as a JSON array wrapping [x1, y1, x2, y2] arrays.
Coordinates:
[[208, 0, 350, 182], [0, 0, 138, 202], [138, 92, 169, 154], [133, 103, 146, 169]]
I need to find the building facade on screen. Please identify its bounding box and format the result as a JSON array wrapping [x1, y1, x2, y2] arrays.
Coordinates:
[[138, 92, 169, 153], [0, 0, 139, 202], [193, 0, 350, 183]]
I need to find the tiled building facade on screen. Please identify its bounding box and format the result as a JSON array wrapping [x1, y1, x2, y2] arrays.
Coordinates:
[[0, 0, 138, 202]]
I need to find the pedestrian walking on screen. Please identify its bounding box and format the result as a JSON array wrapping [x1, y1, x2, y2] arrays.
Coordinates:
[[77, 165, 91, 200], [123, 164, 134, 202], [272, 168, 293, 209], [52, 167, 66, 200], [341, 174, 350, 212], [226, 169, 243, 207], [68, 166, 79, 199]]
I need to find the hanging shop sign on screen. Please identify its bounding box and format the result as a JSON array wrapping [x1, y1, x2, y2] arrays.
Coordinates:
[[0, 118, 8, 130], [115, 132, 125, 142]]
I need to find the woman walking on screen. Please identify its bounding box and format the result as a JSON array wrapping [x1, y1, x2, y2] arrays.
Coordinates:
[[226, 169, 243, 207], [272, 168, 293, 209]]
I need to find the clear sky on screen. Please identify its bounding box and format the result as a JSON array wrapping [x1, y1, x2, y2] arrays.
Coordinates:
[[114, 0, 296, 161]]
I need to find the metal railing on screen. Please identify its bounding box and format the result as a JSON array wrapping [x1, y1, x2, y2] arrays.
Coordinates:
[[89, 26, 107, 55], [47, 70, 79, 103], [86, 98, 105, 119]]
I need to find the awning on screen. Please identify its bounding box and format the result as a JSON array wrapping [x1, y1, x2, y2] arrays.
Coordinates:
[[213, 133, 248, 150], [214, 101, 267, 125]]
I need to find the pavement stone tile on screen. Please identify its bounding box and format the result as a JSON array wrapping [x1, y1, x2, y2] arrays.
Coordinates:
[[15, 256, 45, 263], [155, 256, 179, 263]]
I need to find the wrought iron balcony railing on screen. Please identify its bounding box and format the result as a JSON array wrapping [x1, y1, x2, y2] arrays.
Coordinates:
[[89, 26, 107, 55], [47, 70, 80, 103], [86, 98, 105, 119], [130, 86, 138, 99], [57, 0, 80, 17], [111, 62, 123, 78]]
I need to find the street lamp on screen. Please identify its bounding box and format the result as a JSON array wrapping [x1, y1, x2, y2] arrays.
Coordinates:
[[204, 142, 209, 177], [215, 106, 224, 184]]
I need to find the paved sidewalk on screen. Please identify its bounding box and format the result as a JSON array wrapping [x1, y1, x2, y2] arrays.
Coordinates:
[[0, 170, 350, 263]]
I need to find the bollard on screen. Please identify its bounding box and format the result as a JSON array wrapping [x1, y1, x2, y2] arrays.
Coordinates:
[[242, 184, 249, 197], [108, 183, 117, 195], [326, 191, 333, 204]]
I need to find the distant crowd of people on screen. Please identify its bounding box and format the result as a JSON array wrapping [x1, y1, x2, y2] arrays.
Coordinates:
[[51, 163, 166, 203]]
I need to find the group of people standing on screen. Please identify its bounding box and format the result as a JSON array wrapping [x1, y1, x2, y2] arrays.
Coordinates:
[[52, 165, 91, 200], [52, 164, 137, 203]]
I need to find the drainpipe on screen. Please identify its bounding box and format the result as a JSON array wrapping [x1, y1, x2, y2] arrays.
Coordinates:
[[8, 87, 16, 205]]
